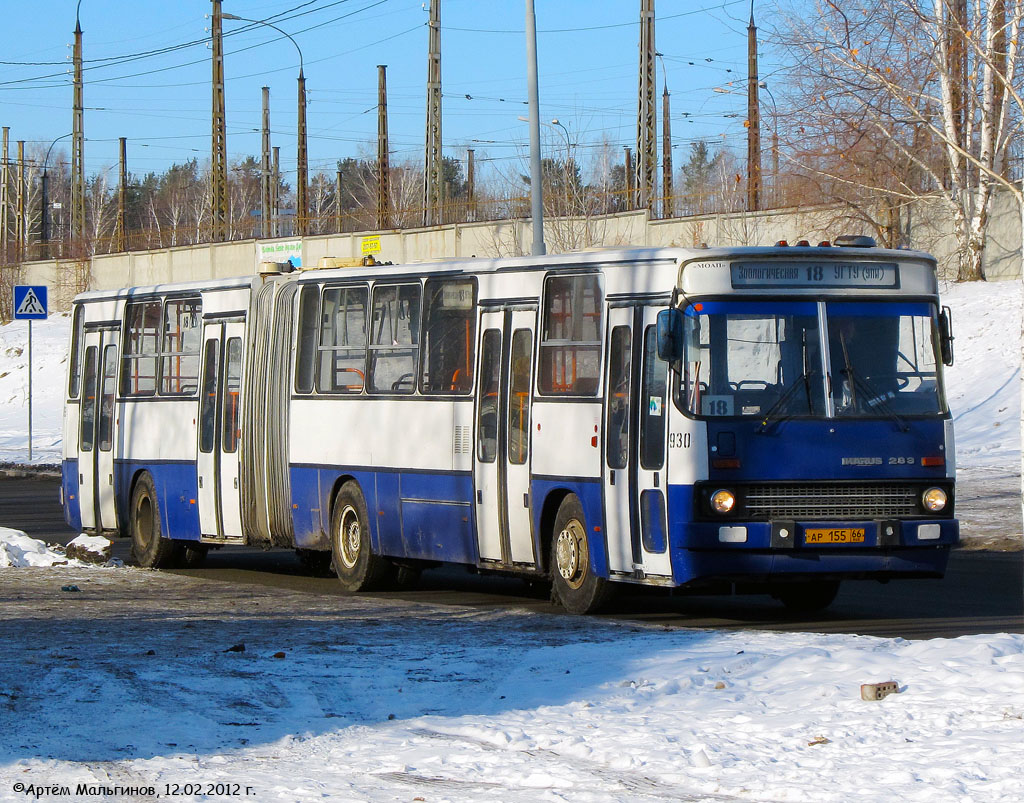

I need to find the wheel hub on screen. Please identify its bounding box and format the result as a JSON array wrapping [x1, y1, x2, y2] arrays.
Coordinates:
[[338, 505, 361, 569], [555, 529, 578, 580]]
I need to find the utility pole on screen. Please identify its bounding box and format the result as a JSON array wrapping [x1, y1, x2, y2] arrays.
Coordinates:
[[636, 0, 656, 211], [466, 148, 476, 222], [746, 0, 761, 212], [623, 146, 634, 211], [1, 128, 9, 263], [272, 146, 280, 236], [16, 141, 25, 262], [335, 169, 343, 232], [662, 85, 672, 219], [423, 0, 442, 227], [377, 65, 390, 231], [71, 11, 86, 250], [261, 86, 272, 238], [296, 65, 308, 235], [210, 0, 229, 242], [117, 137, 127, 252], [525, 0, 544, 255]]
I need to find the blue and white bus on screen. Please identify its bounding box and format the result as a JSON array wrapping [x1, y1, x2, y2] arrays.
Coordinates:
[[62, 239, 957, 613]]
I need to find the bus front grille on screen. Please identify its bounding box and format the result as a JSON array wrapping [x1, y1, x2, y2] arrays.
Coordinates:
[[742, 483, 921, 519]]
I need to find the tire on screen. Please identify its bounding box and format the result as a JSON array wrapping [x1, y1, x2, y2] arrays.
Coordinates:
[[330, 482, 393, 591], [550, 495, 610, 614], [129, 473, 181, 568], [773, 580, 841, 613]]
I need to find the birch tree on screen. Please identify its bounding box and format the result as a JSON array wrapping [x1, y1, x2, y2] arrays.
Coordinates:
[[777, 0, 1023, 279]]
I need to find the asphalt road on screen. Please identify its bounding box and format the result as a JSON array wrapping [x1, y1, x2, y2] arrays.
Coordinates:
[[3, 475, 1021, 639]]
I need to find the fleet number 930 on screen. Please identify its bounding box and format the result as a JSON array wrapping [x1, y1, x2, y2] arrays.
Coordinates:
[[668, 432, 691, 448]]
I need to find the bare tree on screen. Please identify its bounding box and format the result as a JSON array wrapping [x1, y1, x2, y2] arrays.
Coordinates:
[[776, 0, 1023, 279]]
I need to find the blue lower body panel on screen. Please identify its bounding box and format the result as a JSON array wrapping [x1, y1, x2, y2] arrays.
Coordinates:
[[289, 465, 476, 564], [61, 459, 82, 533], [113, 460, 201, 542], [530, 478, 607, 578]]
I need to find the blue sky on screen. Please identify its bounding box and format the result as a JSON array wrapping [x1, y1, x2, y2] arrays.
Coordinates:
[[0, 1, 781, 185]]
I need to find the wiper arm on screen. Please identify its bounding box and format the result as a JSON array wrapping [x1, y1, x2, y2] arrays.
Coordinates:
[[757, 372, 815, 433], [838, 332, 908, 432], [757, 330, 814, 433]]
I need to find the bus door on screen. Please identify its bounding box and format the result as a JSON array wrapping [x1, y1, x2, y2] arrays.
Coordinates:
[[474, 308, 537, 566], [603, 306, 672, 579], [78, 327, 119, 533], [196, 320, 245, 540]]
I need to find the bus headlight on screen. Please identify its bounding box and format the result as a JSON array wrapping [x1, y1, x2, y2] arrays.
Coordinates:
[[711, 489, 736, 514], [922, 487, 947, 512]]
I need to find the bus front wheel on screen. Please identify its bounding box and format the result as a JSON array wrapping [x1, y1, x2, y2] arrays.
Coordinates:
[[130, 473, 180, 568], [550, 495, 609, 614], [330, 482, 392, 591]]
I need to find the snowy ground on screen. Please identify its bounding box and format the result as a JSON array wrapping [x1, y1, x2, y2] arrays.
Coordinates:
[[0, 279, 1020, 801], [0, 564, 1021, 803]]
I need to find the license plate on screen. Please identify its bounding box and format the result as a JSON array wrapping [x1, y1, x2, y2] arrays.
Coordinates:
[[804, 527, 866, 544]]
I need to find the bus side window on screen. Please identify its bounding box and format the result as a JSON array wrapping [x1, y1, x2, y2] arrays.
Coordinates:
[[539, 273, 603, 395], [222, 338, 243, 453], [80, 346, 98, 452], [477, 329, 501, 462], [368, 283, 421, 394], [98, 345, 117, 452], [160, 298, 202, 395], [420, 278, 477, 395], [606, 325, 631, 469], [508, 329, 533, 465], [295, 285, 319, 394], [121, 300, 161, 397], [68, 305, 84, 399], [317, 285, 367, 394]]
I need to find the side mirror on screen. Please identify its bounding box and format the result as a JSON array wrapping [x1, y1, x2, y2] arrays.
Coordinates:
[[656, 308, 684, 362], [939, 305, 954, 366]]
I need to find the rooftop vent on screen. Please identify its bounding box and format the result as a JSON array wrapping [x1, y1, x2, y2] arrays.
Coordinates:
[[834, 235, 877, 248]]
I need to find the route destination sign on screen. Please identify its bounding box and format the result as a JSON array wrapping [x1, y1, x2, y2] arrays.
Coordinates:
[[730, 261, 899, 289]]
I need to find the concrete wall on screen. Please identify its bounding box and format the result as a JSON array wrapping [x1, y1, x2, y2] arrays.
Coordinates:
[[15, 188, 1022, 310]]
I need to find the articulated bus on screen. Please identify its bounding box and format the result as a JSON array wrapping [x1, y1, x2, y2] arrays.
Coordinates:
[[62, 240, 957, 613]]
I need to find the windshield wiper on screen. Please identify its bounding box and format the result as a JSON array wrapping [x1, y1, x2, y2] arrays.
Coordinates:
[[757, 331, 815, 433], [837, 332, 909, 432]]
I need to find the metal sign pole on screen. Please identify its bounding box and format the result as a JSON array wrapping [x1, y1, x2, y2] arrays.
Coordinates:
[[13, 285, 48, 464], [28, 319, 32, 462]]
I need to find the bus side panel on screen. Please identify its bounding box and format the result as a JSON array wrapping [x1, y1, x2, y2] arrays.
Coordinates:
[[114, 460, 201, 542], [399, 471, 475, 564], [289, 466, 328, 550], [372, 471, 404, 557], [62, 459, 82, 533], [531, 478, 607, 578]]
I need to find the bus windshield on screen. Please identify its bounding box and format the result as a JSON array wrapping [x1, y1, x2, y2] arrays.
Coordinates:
[[678, 300, 946, 419]]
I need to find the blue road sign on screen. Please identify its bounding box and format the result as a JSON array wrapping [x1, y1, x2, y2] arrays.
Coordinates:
[[13, 286, 48, 320]]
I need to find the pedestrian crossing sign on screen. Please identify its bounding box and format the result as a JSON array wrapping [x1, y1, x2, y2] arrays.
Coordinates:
[[13, 286, 48, 320]]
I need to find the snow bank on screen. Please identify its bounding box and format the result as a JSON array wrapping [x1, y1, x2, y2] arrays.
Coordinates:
[[0, 526, 75, 567], [941, 279, 1022, 469]]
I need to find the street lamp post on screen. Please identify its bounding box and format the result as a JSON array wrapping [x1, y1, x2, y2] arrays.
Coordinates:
[[223, 13, 308, 236], [550, 118, 573, 214], [759, 81, 779, 206], [41, 133, 73, 259]]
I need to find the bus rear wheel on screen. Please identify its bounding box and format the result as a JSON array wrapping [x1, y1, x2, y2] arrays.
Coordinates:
[[550, 495, 609, 614], [130, 473, 180, 568], [330, 482, 393, 591]]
